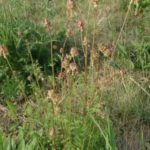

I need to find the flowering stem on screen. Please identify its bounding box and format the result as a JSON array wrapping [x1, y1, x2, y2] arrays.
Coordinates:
[[80, 31, 85, 56], [61, 37, 67, 72], [51, 40, 55, 89], [80, 31, 87, 73], [91, 8, 97, 69], [81, 2, 92, 116], [80, 31, 88, 115]]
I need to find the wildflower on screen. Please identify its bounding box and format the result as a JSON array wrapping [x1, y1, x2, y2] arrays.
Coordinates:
[[91, 0, 99, 8], [47, 90, 58, 105], [52, 45, 57, 50], [77, 20, 84, 31], [69, 62, 77, 73], [70, 47, 78, 57], [62, 54, 71, 69], [65, 54, 72, 60], [58, 71, 66, 80], [60, 48, 64, 54], [0, 45, 8, 59], [61, 58, 69, 69], [47, 90, 55, 100]]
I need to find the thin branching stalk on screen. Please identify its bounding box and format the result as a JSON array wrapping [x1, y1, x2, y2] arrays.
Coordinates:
[[51, 40, 55, 89], [130, 77, 150, 97], [113, 0, 133, 58], [80, 28, 88, 115], [73, 32, 77, 47], [5, 57, 14, 76]]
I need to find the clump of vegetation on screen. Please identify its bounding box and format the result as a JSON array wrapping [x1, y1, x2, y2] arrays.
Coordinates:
[[0, 0, 150, 149]]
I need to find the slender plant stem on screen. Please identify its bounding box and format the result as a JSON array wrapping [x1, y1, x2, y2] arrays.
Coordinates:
[[5, 57, 14, 75], [113, 0, 133, 58], [51, 40, 55, 89], [130, 77, 150, 97], [27, 48, 41, 90]]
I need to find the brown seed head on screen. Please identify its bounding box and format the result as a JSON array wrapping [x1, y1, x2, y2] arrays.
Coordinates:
[[70, 47, 78, 57], [60, 48, 64, 54], [47, 90, 58, 105], [69, 63, 77, 73], [0, 45, 8, 59], [91, 0, 99, 8], [52, 45, 57, 50], [58, 71, 66, 80], [77, 20, 84, 31], [67, 0, 75, 10], [65, 54, 72, 60], [62, 58, 69, 69]]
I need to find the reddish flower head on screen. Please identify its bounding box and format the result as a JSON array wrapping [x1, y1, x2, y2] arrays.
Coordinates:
[[58, 71, 66, 80], [77, 20, 84, 31], [70, 63, 77, 72], [70, 47, 78, 57]]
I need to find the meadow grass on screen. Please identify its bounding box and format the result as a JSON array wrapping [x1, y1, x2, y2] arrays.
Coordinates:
[[0, 0, 150, 149]]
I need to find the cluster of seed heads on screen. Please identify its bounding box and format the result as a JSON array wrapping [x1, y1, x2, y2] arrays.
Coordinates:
[[59, 47, 78, 79], [77, 20, 84, 31]]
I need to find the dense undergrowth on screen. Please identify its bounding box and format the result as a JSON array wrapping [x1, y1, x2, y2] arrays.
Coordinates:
[[0, 0, 150, 149]]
